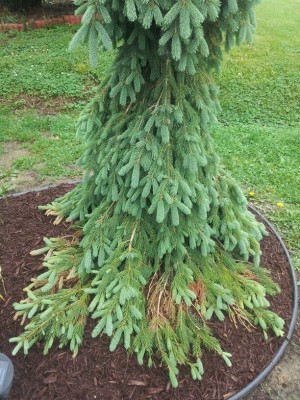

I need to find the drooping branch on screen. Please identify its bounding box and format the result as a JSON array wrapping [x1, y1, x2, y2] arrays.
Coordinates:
[[11, 0, 284, 388]]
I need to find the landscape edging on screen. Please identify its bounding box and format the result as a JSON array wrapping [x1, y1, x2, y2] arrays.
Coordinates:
[[229, 205, 298, 399]]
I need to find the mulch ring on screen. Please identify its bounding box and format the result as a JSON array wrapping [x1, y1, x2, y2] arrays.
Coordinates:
[[0, 184, 294, 400], [0, 3, 78, 31]]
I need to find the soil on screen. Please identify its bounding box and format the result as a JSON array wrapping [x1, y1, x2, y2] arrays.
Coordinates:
[[0, 141, 82, 194], [0, 95, 78, 115], [0, 142, 40, 194], [0, 183, 298, 400], [0, 142, 30, 170]]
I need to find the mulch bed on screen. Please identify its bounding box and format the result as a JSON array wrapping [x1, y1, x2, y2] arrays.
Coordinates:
[[0, 184, 294, 400]]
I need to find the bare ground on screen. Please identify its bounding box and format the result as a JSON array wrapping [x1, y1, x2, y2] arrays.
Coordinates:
[[0, 95, 78, 115], [0, 141, 81, 193]]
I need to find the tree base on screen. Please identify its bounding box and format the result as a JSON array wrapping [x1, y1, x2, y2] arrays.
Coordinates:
[[0, 186, 289, 396], [0, 186, 293, 400]]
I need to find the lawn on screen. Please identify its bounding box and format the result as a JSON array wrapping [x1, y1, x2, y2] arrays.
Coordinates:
[[0, 0, 299, 268]]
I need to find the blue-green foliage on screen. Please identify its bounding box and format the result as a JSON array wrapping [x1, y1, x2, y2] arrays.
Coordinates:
[[11, 0, 284, 388], [70, 0, 259, 72]]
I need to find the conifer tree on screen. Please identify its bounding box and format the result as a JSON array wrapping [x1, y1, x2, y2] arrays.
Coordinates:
[[11, 0, 284, 387]]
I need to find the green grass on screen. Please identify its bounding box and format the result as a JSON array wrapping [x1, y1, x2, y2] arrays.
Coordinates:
[[0, 25, 115, 98], [0, 106, 83, 180], [212, 0, 300, 268], [0, 0, 299, 269], [213, 123, 300, 269], [217, 0, 300, 126], [0, 24, 114, 192]]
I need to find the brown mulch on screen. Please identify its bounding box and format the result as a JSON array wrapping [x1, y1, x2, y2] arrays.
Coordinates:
[[0, 184, 294, 400]]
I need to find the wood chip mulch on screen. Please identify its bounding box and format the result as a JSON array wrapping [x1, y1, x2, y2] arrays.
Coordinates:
[[0, 184, 293, 400]]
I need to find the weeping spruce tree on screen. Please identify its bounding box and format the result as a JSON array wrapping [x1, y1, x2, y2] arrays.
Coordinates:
[[11, 0, 284, 387]]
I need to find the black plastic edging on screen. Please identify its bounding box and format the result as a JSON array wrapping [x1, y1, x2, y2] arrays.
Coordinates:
[[229, 205, 299, 400], [2, 185, 298, 399], [1, 179, 81, 199]]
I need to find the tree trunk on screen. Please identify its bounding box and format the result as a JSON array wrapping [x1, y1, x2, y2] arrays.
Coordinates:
[[0, 0, 42, 11]]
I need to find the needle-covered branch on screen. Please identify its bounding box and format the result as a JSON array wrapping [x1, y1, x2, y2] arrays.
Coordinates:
[[12, 0, 284, 388]]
